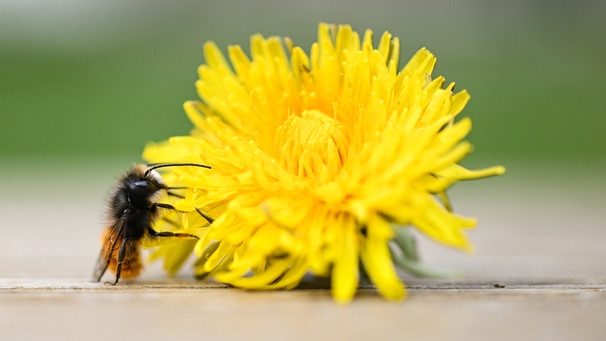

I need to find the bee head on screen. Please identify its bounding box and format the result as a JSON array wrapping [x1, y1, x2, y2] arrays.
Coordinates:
[[126, 167, 166, 198], [123, 163, 210, 199]]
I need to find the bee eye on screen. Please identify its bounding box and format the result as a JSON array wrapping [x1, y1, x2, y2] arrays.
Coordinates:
[[133, 180, 155, 190]]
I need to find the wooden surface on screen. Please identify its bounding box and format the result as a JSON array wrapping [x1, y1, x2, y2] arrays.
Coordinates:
[[1, 164, 605, 340]]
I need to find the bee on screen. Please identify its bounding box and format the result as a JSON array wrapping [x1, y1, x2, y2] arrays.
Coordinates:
[[93, 163, 213, 284]]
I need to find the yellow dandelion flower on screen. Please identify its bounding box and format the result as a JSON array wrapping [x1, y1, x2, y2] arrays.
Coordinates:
[[143, 23, 505, 303]]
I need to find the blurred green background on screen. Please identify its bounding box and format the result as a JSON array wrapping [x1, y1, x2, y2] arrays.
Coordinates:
[[1, 0, 605, 171]]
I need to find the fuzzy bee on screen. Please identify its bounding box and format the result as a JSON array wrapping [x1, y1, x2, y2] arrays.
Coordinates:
[[93, 163, 212, 284]]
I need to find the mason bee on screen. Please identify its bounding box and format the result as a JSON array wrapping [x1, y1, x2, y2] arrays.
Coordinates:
[[93, 163, 212, 284]]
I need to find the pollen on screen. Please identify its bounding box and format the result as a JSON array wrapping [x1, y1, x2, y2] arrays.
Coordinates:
[[276, 110, 348, 182]]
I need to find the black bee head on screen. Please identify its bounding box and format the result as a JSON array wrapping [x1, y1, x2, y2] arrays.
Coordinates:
[[129, 176, 162, 197], [124, 166, 166, 199]]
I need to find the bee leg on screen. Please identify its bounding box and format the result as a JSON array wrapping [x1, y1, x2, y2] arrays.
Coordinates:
[[105, 237, 129, 285], [152, 202, 214, 224], [165, 188, 187, 193], [194, 207, 214, 224], [95, 229, 122, 282], [152, 202, 179, 211], [146, 226, 199, 240]]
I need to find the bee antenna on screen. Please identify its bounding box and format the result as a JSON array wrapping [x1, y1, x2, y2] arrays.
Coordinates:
[[145, 163, 212, 176]]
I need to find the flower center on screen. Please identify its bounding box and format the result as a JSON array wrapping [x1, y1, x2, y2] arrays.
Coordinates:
[[276, 110, 349, 182]]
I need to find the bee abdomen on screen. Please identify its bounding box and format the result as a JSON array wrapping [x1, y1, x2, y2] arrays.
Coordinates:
[[110, 251, 143, 279], [102, 234, 143, 279]]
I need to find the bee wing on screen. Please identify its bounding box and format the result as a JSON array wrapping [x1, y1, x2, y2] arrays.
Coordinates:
[[92, 220, 126, 282], [92, 246, 110, 282]]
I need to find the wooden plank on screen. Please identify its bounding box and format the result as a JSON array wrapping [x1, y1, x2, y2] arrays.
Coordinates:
[[1, 167, 605, 340]]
